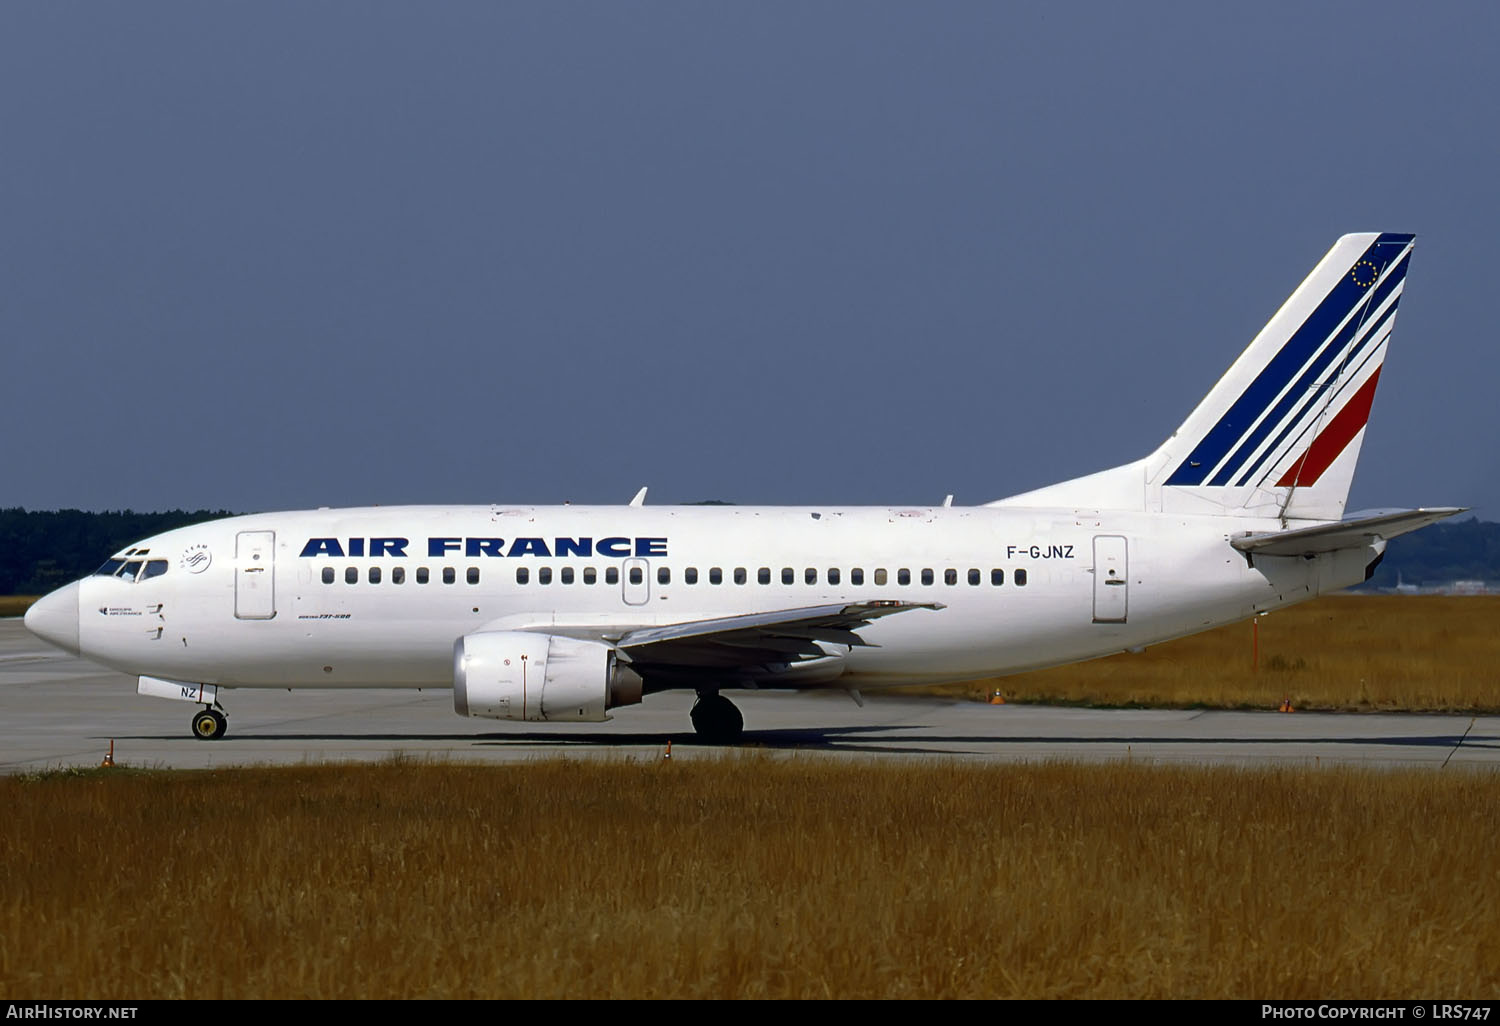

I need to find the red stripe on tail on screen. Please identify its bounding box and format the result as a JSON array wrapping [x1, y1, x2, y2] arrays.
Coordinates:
[[1275, 366, 1383, 488]]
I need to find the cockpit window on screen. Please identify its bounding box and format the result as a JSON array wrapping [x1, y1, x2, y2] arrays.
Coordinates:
[[95, 557, 169, 582]]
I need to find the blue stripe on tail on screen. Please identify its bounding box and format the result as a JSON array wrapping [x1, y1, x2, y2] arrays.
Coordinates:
[[1163, 233, 1413, 487]]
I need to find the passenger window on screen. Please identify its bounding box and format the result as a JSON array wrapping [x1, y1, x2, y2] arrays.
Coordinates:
[[606, 567, 619, 585], [805, 568, 816, 585], [920, 569, 934, 586], [322, 567, 335, 585], [561, 567, 574, 585], [516, 567, 530, 585], [874, 569, 888, 586], [1015, 569, 1028, 586], [393, 567, 405, 585], [828, 568, 840, 585], [710, 567, 723, 585], [629, 567, 643, 585], [369, 567, 381, 584], [584, 567, 597, 585], [991, 569, 1004, 586], [685, 567, 698, 584], [781, 568, 794, 585], [968, 569, 980, 586], [898, 569, 911, 586], [756, 568, 769, 585], [735, 568, 747, 585], [658, 567, 670, 585], [944, 569, 957, 586], [345, 567, 358, 585], [417, 567, 430, 584], [143, 560, 168, 580], [467, 567, 480, 585], [851, 568, 864, 586], [443, 567, 456, 585], [539, 567, 553, 585]]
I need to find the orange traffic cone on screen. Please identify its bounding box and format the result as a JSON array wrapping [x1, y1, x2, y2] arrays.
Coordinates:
[[990, 690, 1006, 705], [100, 740, 115, 767], [1278, 698, 1294, 713]]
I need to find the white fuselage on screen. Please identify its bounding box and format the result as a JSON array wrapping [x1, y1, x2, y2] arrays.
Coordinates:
[[66, 503, 1369, 692]]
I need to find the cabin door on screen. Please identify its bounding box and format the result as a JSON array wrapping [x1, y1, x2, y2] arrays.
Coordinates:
[[235, 530, 277, 620], [1092, 535, 1128, 624]]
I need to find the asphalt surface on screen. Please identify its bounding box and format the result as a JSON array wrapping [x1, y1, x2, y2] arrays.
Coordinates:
[[2, 619, 1497, 772]]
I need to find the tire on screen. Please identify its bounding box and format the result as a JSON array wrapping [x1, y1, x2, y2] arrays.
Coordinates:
[[192, 708, 227, 740], [690, 694, 744, 743]]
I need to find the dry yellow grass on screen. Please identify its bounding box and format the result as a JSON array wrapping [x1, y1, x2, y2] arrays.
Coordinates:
[[929, 595, 1500, 712], [2, 758, 1497, 999], [0, 596, 36, 618]]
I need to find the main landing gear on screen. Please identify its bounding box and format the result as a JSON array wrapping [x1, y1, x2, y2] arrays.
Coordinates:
[[690, 690, 744, 744], [191, 706, 228, 741]]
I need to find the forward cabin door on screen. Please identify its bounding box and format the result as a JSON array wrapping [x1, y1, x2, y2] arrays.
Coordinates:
[[235, 530, 277, 620], [1092, 535, 1128, 624]]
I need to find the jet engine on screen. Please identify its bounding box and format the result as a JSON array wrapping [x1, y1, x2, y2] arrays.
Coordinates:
[[452, 631, 643, 722]]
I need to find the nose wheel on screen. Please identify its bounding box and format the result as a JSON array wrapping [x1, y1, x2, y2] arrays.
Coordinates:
[[191, 707, 228, 741]]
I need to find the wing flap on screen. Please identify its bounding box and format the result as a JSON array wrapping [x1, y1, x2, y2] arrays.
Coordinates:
[[616, 601, 942, 674]]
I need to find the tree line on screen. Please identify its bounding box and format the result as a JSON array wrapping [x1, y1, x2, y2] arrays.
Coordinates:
[[0, 509, 234, 595], [1361, 516, 1500, 589]]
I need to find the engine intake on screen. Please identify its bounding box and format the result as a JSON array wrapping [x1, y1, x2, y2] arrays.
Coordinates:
[[453, 631, 643, 722]]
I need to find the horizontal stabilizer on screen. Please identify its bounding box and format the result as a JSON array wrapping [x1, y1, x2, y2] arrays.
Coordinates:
[[1230, 507, 1467, 557]]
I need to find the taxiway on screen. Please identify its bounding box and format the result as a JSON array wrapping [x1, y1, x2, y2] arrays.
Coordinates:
[[2, 620, 1495, 772]]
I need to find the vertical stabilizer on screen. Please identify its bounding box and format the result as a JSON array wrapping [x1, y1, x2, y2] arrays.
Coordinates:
[[1146, 232, 1412, 521], [990, 233, 1414, 520]]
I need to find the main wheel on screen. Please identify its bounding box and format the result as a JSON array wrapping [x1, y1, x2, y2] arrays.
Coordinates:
[[191, 708, 227, 741], [690, 693, 744, 743]]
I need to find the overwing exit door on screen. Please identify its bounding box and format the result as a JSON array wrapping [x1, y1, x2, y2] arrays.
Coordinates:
[[621, 558, 650, 606]]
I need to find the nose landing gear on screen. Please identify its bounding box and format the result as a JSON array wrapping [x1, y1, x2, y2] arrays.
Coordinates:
[[191, 706, 228, 740]]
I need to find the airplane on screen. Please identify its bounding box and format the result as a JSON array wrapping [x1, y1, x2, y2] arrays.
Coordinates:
[[23, 232, 1463, 743]]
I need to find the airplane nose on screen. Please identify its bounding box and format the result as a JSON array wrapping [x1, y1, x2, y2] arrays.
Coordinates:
[[24, 581, 81, 655]]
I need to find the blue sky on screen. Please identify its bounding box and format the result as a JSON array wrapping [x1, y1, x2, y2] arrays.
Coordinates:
[[3, 3, 1495, 515]]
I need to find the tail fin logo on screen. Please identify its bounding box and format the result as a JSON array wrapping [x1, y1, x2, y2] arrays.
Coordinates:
[[1163, 233, 1413, 492]]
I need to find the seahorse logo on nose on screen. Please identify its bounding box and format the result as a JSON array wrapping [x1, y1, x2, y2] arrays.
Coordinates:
[[180, 545, 212, 573]]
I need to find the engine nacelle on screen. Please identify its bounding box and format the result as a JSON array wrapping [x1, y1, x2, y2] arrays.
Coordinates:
[[452, 631, 643, 722]]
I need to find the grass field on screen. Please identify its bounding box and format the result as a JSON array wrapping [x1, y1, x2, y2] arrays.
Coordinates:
[[2, 758, 1496, 999], [0, 596, 36, 618], [923, 595, 1500, 713]]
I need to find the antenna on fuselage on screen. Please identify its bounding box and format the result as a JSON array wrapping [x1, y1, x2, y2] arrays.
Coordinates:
[[942, 494, 954, 507], [629, 486, 648, 507]]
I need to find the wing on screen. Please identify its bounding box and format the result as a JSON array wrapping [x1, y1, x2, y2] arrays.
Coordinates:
[[615, 600, 942, 675], [1230, 507, 1466, 557]]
